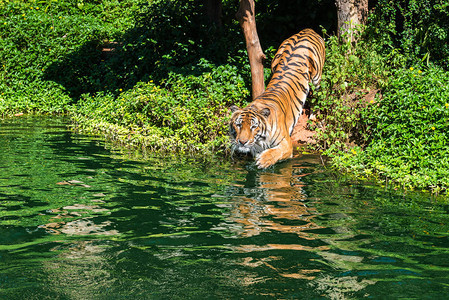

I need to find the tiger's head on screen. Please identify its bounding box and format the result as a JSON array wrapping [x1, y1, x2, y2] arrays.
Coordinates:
[[229, 105, 271, 155]]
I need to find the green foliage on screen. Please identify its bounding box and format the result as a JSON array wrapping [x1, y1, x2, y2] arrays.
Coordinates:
[[0, 0, 253, 152], [309, 28, 390, 153], [0, 81, 72, 117], [0, 0, 137, 114], [308, 25, 449, 193], [72, 60, 249, 153], [332, 65, 449, 193], [41, 0, 254, 99], [367, 0, 449, 69]]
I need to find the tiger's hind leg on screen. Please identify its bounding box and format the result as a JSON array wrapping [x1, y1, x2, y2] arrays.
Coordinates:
[[307, 76, 321, 103]]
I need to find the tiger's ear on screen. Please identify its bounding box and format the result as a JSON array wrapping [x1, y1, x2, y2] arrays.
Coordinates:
[[230, 105, 241, 113], [260, 108, 270, 117]]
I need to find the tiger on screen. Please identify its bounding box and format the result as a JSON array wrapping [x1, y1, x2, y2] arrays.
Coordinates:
[[229, 28, 325, 168]]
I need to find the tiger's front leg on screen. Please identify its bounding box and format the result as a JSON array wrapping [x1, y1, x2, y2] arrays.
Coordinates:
[[256, 136, 293, 169]]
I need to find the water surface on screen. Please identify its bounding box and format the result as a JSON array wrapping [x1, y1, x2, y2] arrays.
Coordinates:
[[1, 117, 449, 299]]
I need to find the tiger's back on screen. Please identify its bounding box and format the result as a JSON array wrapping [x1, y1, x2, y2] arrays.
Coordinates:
[[271, 28, 325, 87], [261, 28, 325, 135], [230, 29, 325, 169]]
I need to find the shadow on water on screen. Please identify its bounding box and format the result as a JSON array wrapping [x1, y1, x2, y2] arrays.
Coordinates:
[[1, 117, 449, 299]]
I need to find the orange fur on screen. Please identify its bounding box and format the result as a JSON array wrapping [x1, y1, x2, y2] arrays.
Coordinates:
[[230, 28, 325, 168]]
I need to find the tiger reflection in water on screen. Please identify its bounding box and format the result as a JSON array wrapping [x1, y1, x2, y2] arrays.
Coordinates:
[[227, 157, 329, 280], [226, 158, 374, 296]]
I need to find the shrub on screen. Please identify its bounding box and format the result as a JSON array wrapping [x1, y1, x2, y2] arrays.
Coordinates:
[[72, 60, 250, 153], [0, 0, 137, 115], [332, 65, 449, 193], [308, 28, 390, 153], [367, 0, 449, 69]]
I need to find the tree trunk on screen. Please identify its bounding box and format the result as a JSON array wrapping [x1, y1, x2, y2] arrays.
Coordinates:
[[335, 0, 368, 42], [236, 0, 265, 99]]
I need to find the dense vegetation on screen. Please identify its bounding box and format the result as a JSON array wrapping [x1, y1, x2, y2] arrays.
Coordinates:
[[327, 63, 449, 194], [1, 0, 448, 194]]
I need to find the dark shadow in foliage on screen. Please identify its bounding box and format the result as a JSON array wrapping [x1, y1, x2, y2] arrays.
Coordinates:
[[44, 40, 111, 100], [366, 0, 449, 69], [44, 0, 235, 100], [43, 0, 337, 101], [256, 0, 337, 46]]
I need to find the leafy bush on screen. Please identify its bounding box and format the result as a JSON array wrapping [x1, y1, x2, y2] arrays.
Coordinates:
[[1, 0, 254, 152], [307, 26, 449, 193], [0, 0, 137, 115], [72, 60, 249, 153], [331, 65, 449, 193], [42, 0, 254, 100], [308, 28, 390, 153], [367, 0, 449, 69]]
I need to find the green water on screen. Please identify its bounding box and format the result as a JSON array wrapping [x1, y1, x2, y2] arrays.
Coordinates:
[[1, 117, 449, 299]]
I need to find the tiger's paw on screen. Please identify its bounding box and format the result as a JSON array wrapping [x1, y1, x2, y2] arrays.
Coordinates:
[[256, 150, 279, 169]]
